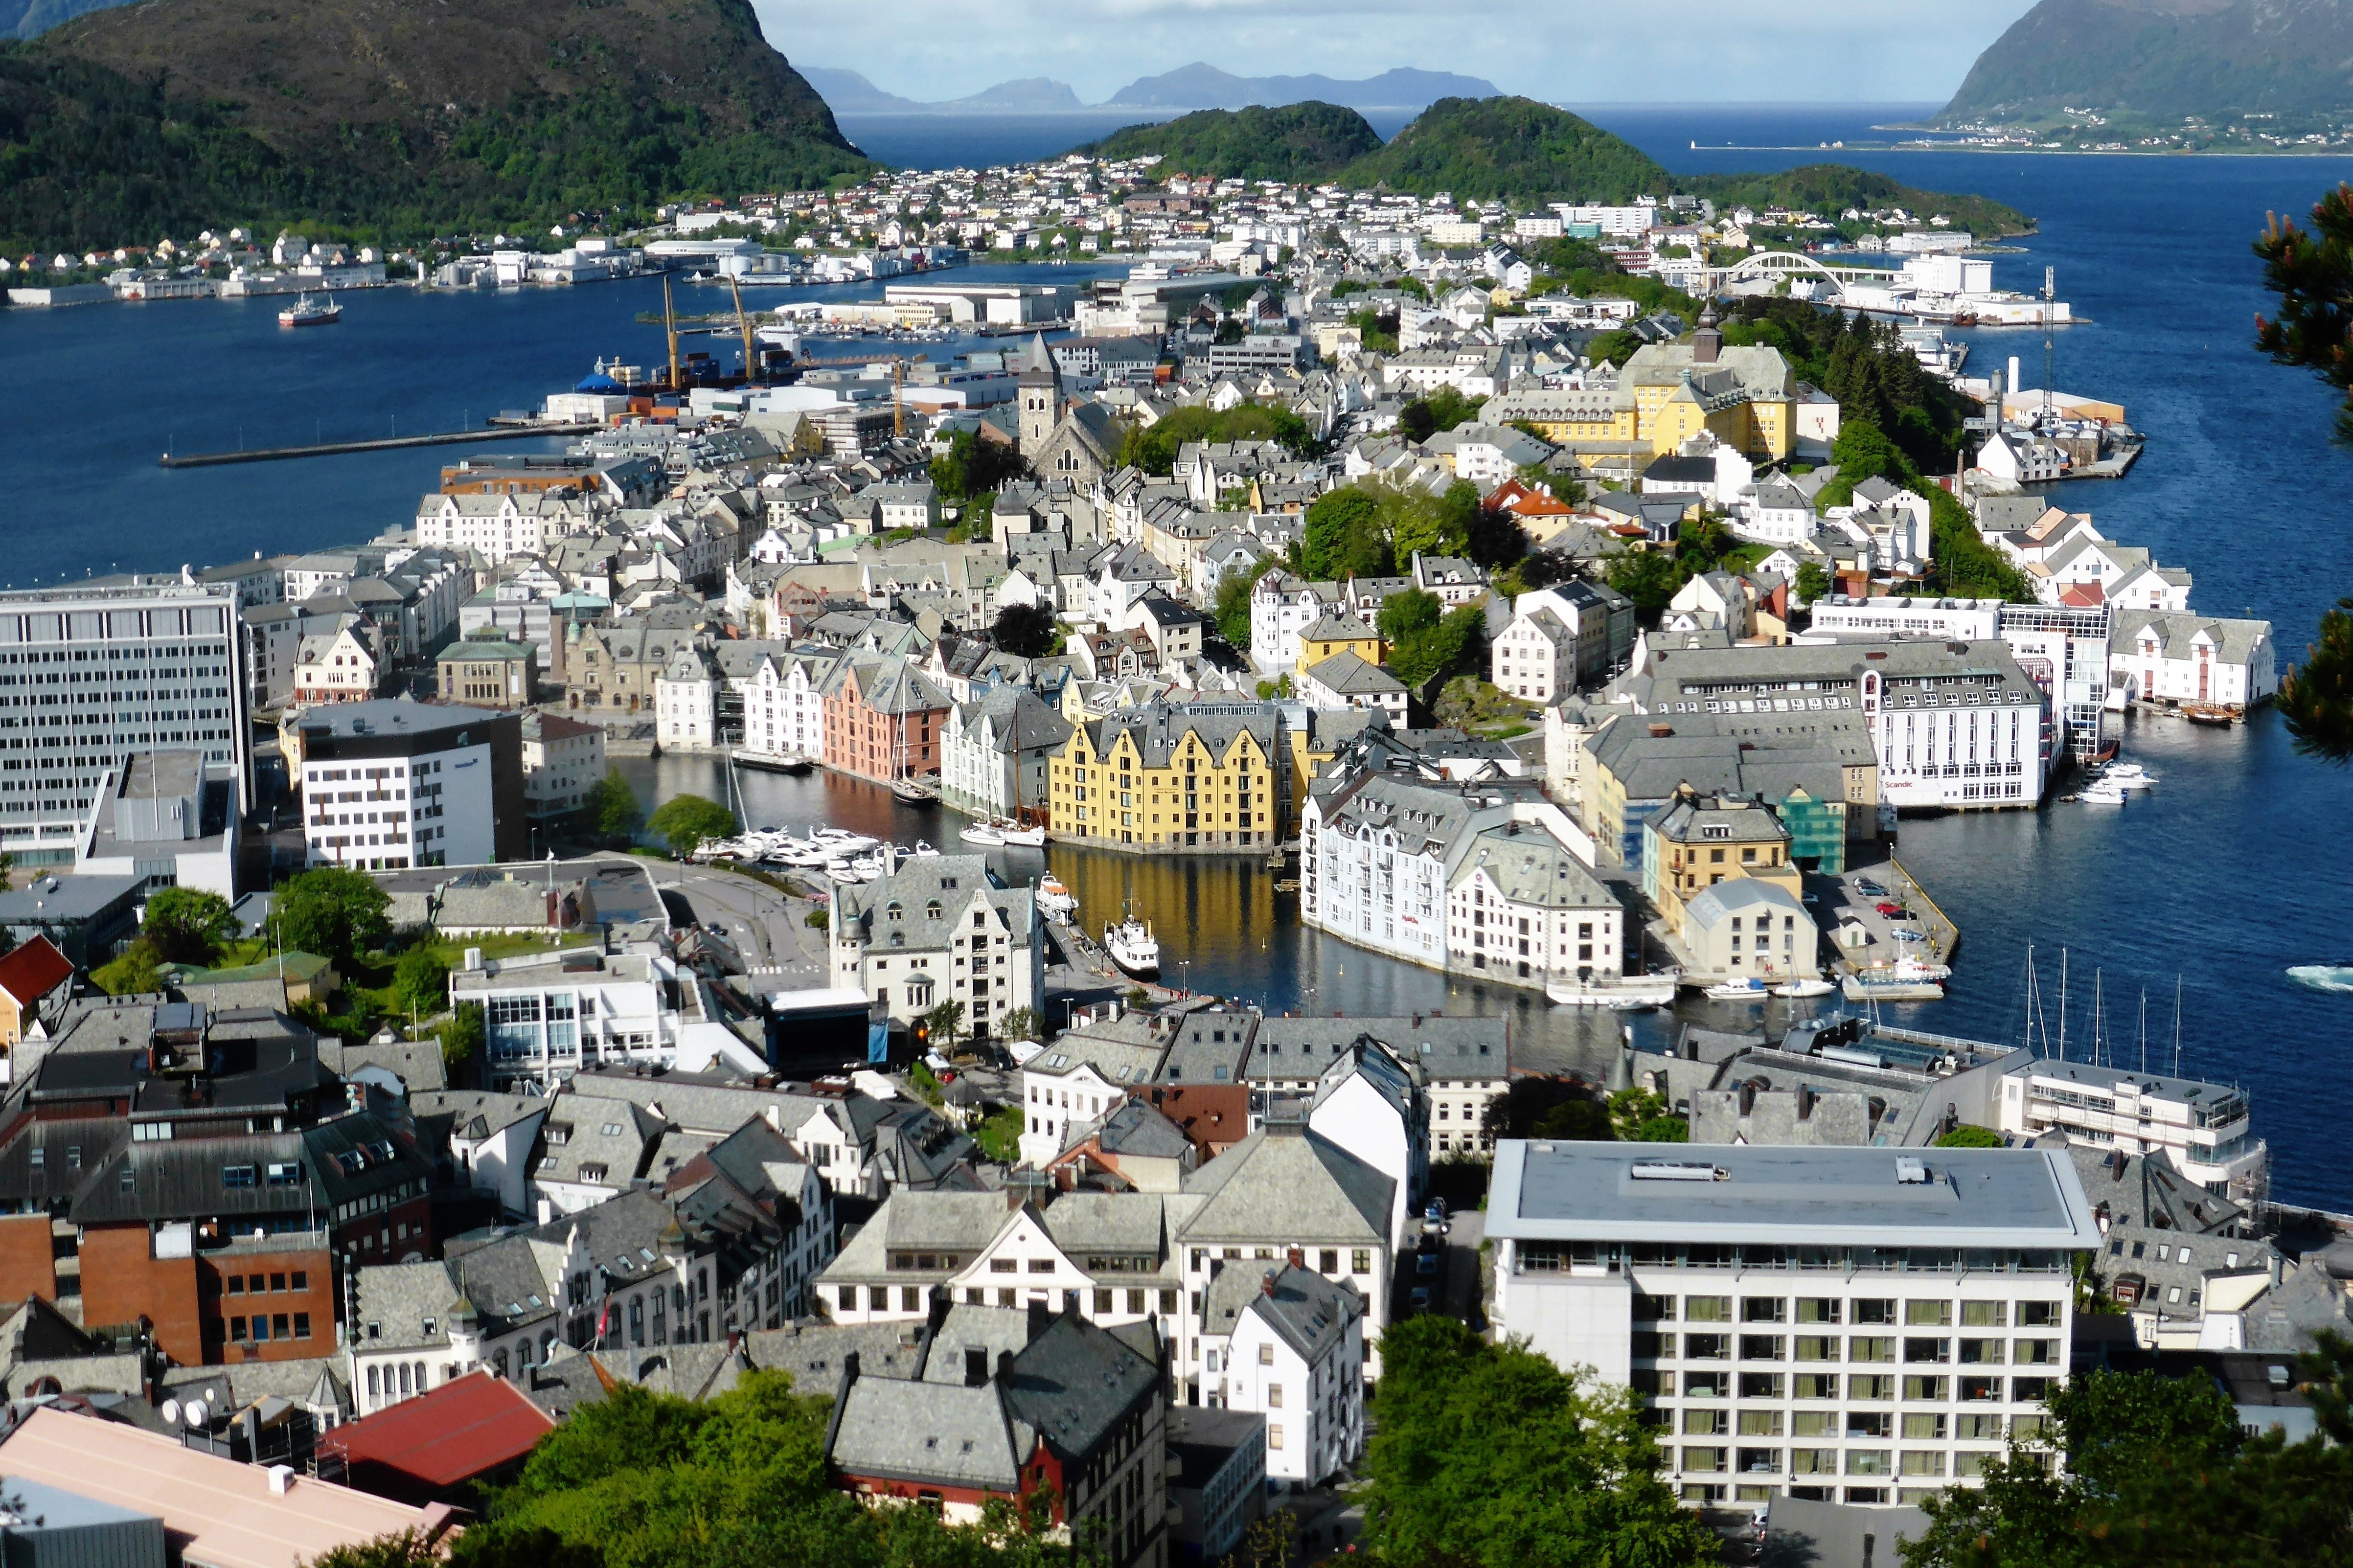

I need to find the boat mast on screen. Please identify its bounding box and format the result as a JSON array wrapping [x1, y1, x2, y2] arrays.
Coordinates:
[[2056, 948, 2069, 1062], [2091, 970, 2104, 1067], [2138, 989, 2148, 1075], [2172, 975, 2184, 1077]]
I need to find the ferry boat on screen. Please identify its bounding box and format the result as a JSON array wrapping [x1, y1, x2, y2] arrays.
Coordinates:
[[1033, 873, 1077, 919], [1104, 911, 1160, 979], [278, 293, 341, 327]]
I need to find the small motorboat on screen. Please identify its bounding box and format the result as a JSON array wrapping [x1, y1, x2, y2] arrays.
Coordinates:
[[2102, 763, 2157, 789], [997, 819, 1047, 847], [824, 862, 862, 886], [1033, 873, 1077, 918], [1704, 977, 1770, 1000], [1104, 909, 1160, 978], [2077, 782, 2128, 805], [909, 840, 941, 858], [960, 821, 1006, 847], [1771, 977, 1837, 999], [814, 828, 877, 854]]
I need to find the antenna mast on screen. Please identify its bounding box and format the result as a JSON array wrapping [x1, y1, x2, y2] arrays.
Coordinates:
[[2041, 266, 2056, 425]]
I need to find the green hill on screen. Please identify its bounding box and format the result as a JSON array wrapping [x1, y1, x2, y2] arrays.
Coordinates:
[[1940, 0, 2353, 124], [1085, 102, 1384, 181], [1337, 95, 1670, 205], [1686, 165, 2032, 239], [0, 0, 872, 251]]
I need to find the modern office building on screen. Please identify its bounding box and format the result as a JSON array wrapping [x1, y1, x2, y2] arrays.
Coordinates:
[[0, 581, 248, 870], [1485, 1141, 2099, 1508], [287, 698, 526, 869]]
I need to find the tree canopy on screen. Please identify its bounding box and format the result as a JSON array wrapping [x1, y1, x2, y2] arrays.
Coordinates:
[[645, 795, 738, 857], [587, 770, 643, 839], [1360, 1314, 1718, 1568], [141, 887, 238, 966], [453, 1371, 1075, 1568], [990, 601, 1058, 659], [1113, 403, 1310, 477], [2256, 185, 2353, 762], [266, 866, 392, 967], [1901, 1344, 2353, 1568]]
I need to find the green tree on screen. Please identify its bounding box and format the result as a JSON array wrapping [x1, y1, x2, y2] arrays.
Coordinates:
[[141, 887, 239, 966], [929, 427, 1029, 500], [438, 1000, 483, 1070], [923, 998, 966, 1050], [91, 939, 165, 997], [1214, 557, 1278, 647], [2278, 599, 2353, 763], [2256, 189, 2353, 761], [1302, 487, 1388, 580], [1795, 561, 1833, 605], [392, 946, 451, 1017], [1388, 605, 1484, 689], [1586, 328, 1642, 367], [991, 601, 1058, 659], [1000, 1004, 1040, 1043], [644, 795, 738, 857], [267, 866, 392, 967], [586, 769, 642, 839], [1607, 550, 1687, 618], [1934, 1123, 2007, 1148], [1377, 587, 1445, 643], [1360, 1314, 1718, 1568]]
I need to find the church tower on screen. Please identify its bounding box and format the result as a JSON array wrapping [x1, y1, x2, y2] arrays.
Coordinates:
[[1016, 333, 1062, 453]]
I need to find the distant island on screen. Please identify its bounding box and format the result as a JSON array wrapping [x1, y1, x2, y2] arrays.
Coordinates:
[[1082, 97, 2036, 237], [1937, 0, 2353, 150], [800, 61, 1501, 116]]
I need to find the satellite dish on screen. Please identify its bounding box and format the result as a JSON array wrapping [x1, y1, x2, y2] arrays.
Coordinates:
[[183, 1399, 208, 1429], [160, 1398, 181, 1424]]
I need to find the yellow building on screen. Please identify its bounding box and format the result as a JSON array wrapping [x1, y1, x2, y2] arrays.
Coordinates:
[[1619, 312, 1795, 461], [1641, 791, 1804, 938], [1297, 611, 1385, 668], [1050, 704, 1280, 852]]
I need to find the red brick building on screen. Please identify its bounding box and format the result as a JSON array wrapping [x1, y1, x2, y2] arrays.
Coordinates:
[[822, 653, 951, 783]]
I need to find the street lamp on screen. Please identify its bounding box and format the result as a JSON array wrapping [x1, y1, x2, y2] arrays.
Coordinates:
[[1178, 960, 1190, 999]]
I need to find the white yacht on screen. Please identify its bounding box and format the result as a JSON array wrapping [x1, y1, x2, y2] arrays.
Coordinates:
[[1104, 912, 1160, 979], [1771, 977, 1837, 999], [960, 820, 1006, 846], [997, 820, 1047, 847], [1033, 873, 1077, 919]]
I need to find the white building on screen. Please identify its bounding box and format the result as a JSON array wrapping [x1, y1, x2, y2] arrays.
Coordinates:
[[1491, 606, 1577, 704], [1615, 640, 2051, 811], [654, 646, 718, 748], [1994, 1058, 2266, 1201], [940, 685, 1073, 821], [454, 945, 766, 1089], [735, 646, 836, 766], [2107, 610, 2277, 714], [828, 854, 1043, 1040], [1301, 765, 1609, 994], [0, 582, 249, 874], [1736, 480, 1818, 548], [290, 698, 509, 870], [1250, 572, 1344, 672], [521, 711, 606, 823], [1196, 1262, 1367, 1486], [1977, 430, 2066, 484], [1486, 1141, 2097, 1508], [292, 625, 380, 706], [413, 493, 594, 565], [1297, 652, 1407, 724]]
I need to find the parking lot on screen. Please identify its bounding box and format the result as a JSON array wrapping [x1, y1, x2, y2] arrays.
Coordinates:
[[1808, 855, 1957, 976]]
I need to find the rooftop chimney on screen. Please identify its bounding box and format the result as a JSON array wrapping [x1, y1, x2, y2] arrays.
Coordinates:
[[1261, 1270, 1278, 1298]]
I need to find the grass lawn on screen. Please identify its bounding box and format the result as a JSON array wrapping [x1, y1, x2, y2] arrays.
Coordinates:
[[972, 1104, 1023, 1163]]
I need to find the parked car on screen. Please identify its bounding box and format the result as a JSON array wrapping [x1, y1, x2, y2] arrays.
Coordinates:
[[1408, 1285, 1433, 1312], [1856, 879, 1890, 898], [1874, 901, 1906, 918], [1416, 1251, 1440, 1277], [1424, 1198, 1448, 1222]]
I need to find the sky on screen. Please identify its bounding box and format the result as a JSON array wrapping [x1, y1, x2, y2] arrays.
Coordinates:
[[755, 0, 2035, 106]]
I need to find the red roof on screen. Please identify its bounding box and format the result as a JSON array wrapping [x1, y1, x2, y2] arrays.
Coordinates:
[[2058, 581, 2106, 608], [320, 1370, 554, 1493], [0, 936, 72, 1007]]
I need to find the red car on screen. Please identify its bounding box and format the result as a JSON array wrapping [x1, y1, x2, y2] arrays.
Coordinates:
[[1875, 901, 1907, 918]]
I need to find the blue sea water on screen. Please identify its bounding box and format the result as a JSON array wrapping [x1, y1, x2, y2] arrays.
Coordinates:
[[833, 108, 1423, 170], [5, 106, 2352, 1205]]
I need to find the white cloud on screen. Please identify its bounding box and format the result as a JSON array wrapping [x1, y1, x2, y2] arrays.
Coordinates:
[[758, 0, 2036, 106]]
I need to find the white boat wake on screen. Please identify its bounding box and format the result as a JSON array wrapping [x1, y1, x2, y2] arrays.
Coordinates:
[[2286, 964, 2353, 995]]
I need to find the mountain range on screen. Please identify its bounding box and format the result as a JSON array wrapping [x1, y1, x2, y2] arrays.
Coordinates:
[[1940, 0, 2353, 123], [801, 61, 1500, 115]]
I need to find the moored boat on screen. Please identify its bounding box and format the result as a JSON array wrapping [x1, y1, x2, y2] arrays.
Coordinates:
[[1104, 910, 1160, 978], [1033, 873, 1077, 918], [278, 292, 340, 327], [1771, 977, 1837, 998], [997, 819, 1047, 847], [1704, 977, 1771, 1001], [734, 749, 812, 774], [960, 820, 1006, 846]]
